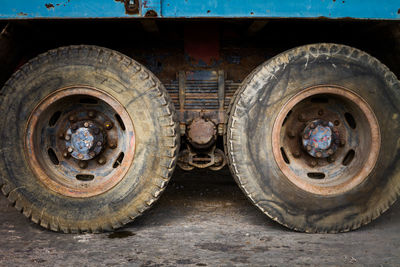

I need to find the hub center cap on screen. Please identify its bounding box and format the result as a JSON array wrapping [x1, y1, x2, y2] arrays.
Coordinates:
[[302, 119, 338, 158], [65, 121, 105, 160]]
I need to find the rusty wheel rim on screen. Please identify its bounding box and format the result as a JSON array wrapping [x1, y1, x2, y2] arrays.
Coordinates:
[[272, 85, 380, 195], [25, 86, 135, 198]]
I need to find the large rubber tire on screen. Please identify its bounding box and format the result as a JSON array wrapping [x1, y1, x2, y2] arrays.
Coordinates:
[[0, 45, 179, 233], [225, 43, 400, 233]]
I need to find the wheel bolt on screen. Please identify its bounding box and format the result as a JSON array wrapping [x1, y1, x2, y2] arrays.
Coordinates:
[[65, 135, 71, 141], [327, 148, 334, 155], [287, 130, 296, 138], [309, 160, 317, 167], [306, 145, 312, 151], [303, 133, 309, 139], [63, 150, 70, 158], [84, 122, 89, 128], [293, 150, 301, 158], [89, 151, 95, 158], [340, 139, 346, 147], [315, 151, 322, 158], [318, 109, 324, 116], [78, 154, 84, 160], [69, 115, 77, 122], [109, 142, 117, 149], [298, 113, 306, 122], [67, 147, 73, 153], [78, 161, 88, 169], [310, 123, 316, 129], [88, 111, 96, 118], [105, 121, 113, 130], [97, 141, 102, 147], [97, 156, 106, 165]]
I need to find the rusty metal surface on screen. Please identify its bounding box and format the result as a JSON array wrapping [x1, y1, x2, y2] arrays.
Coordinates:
[[25, 86, 136, 198], [187, 117, 217, 148], [272, 85, 381, 195]]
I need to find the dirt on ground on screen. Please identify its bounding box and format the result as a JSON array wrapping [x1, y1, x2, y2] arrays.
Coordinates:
[[0, 168, 399, 266]]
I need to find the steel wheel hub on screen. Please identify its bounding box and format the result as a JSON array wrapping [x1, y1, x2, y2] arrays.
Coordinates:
[[302, 119, 338, 158], [272, 85, 380, 195], [25, 86, 136, 198]]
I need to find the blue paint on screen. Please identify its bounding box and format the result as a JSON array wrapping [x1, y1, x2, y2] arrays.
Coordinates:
[[0, 0, 398, 19]]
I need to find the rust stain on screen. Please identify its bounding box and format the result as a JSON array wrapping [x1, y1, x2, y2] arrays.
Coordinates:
[[17, 12, 28, 16], [45, 3, 55, 9]]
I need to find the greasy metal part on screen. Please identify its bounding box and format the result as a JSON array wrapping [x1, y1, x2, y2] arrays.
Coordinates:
[[165, 70, 239, 131], [25, 86, 136, 198], [271, 85, 380, 196], [302, 119, 338, 158], [177, 145, 226, 170], [186, 117, 217, 149]]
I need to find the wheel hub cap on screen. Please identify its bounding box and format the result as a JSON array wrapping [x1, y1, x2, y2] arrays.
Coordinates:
[[65, 121, 105, 161], [302, 119, 338, 158]]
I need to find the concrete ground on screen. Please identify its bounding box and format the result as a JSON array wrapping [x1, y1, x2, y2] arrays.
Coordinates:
[[0, 168, 399, 266]]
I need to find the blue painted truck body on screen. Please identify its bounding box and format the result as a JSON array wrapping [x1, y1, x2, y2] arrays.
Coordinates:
[[0, 0, 399, 20]]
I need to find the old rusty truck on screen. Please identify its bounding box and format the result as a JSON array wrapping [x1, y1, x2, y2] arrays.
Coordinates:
[[0, 0, 399, 233]]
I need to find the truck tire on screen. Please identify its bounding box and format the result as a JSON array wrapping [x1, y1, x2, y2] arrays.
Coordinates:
[[0, 45, 179, 233], [225, 43, 400, 233]]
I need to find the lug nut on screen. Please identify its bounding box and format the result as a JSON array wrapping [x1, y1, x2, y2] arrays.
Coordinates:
[[309, 160, 317, 167], [303, 133, 309, 139], [109, 142, 117, 149], [306, 145, 312, 151], [97, 156, 106, 165], [287, 130, 296, 138], [89, 151, 95, 158], [315, 151, 322, 158], [65, 135, 71, 141], [67, 147, 73, 153], [78, 161, 88, 169], [88, 111, 96, 118], [298, 113, 306, 122], [318, 109, 324, 116], [340, 139, 346, 147], [84, 122, 89, 128], [97, 141, 102, 147], [78, 154, 84, 160], [327, 149, 334, 155], [63, 150, 70, 158], [327, 156, 335, 163], [293, 150, 301, 158], [105, 121, 113, 130], [69, 115, 77, 122], [310, 123, 316, 129]]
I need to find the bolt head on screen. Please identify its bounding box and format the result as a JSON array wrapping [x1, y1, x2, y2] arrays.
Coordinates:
[[340, 139, 346, 147], [306, 145, 312, 151], [69, 115, 77, 122], [67, 147, 73, 153], [310, 160, 317, 167], [109, 142, 117, 149], [327, 156, 335, 163], [88, 111, 95, 118], [287, 130, 295, 138], [315, 151, 322, 158], [97, 141, 102, 146], [84, 122, 89, 128], [303, 133, 309, 140], [298, 114, 306, 122], [78, 161, 88, 169], [78, 154, 84, 160], [63, 152, 69, 158], [97, 157, 106, 165], [310, 123, 316, 129], [327, 149, 334, 155], [293, 150, 301, 158], [65, 135, 71, 141]]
